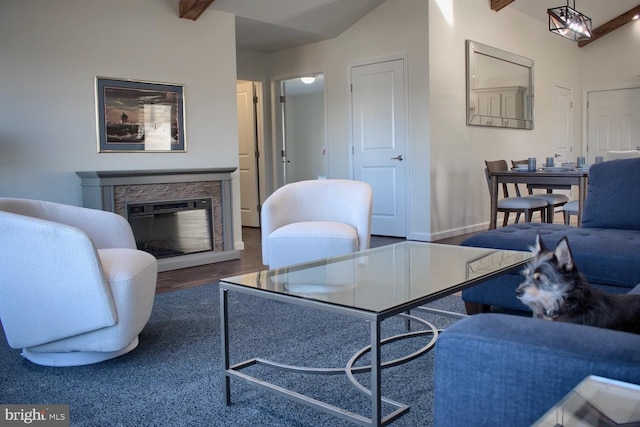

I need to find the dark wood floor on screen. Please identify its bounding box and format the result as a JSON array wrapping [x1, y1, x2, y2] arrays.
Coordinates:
[[155, 227, 477, 294]]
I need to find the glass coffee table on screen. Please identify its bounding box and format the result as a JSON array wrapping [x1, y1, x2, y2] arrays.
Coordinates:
[[220, 242, 531, 426], [534, 375, 640, 426]]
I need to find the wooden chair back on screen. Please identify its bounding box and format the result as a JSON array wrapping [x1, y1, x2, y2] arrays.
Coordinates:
[[485, 160, 522, 198]]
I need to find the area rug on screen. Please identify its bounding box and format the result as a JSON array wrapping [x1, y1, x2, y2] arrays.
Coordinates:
[[0, 283, 465, 426]]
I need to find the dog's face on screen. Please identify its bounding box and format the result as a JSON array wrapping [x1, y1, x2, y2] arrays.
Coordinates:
[[515, 235, 577, 319]]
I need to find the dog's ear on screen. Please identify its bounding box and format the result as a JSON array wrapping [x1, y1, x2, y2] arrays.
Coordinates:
[[554, 237, 575, 272], [533, 233, 548, 254]]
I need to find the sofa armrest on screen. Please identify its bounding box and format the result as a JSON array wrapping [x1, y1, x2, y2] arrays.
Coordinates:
[[434, 314, 640, 427]]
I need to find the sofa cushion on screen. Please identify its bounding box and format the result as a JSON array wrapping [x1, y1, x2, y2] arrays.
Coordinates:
[[582, 158, 640, 231], [462, 223, 640, 289]]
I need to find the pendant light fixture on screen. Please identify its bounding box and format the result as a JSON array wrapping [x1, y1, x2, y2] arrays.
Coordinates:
[[548, 0, 592, 41]]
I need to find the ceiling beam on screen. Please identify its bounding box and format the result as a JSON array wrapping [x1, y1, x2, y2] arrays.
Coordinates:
[[578, 4, 640, 47], [179, 0, 215, 21], [490, 0, 516, 12]]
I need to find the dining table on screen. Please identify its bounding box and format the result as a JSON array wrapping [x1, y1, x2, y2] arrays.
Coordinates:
[[488, 168, 590, 230]]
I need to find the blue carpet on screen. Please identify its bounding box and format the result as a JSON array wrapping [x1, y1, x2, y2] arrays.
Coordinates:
[[0, 283, 465, 426]]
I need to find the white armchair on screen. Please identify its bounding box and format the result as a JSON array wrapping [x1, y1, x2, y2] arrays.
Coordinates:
[[0, 198, 158, 366], [261, 179, 373, 269]]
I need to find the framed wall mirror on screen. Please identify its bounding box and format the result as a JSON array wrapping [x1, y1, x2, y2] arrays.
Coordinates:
[[466, 40, 534, 130]]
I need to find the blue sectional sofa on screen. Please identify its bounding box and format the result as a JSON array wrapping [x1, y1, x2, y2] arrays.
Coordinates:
[[432, 158, 640, 426], [433, 302, 640, 426], [460, 157, 640, 314]]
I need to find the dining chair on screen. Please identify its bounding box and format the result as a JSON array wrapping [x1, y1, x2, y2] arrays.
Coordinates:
[[485, 160, 547, 227], [511, 159, 569, 223], [562, 200, 579, 225]]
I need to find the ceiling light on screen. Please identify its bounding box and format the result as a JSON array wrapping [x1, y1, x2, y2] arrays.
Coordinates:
[[300, 77, 316, 84], [548, 0, 592, 42]]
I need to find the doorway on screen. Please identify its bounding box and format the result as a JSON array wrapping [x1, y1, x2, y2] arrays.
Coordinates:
[[551, 85, 573, 199], [586, 87, 640, 162], [274, 74, 326, 186], [552, 85, 573, 163], [236, 80, 265, 227]]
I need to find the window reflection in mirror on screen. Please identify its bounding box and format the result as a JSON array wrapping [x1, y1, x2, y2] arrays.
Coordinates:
[[466, 40, 534, 129]]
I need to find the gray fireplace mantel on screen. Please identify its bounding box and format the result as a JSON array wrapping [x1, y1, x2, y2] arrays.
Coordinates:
[[75, 168, 236, 211], [75, 168, 239, 272], [76, 167, 237, 185]]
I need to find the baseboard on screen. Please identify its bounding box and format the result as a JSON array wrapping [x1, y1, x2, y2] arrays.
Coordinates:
[[157, 250, 241, 272], [419, 222, 489, 242]]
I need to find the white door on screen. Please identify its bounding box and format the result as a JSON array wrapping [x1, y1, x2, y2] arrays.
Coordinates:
[[552, 86, 573, 163], [587, 87, 640, 162], [236, 81, 260, 227], [351, 58, 407, 237], [551, 86, 574, 200]]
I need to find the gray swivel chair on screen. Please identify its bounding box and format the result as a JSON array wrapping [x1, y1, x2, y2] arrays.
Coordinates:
[[0, 198, 158, 366]]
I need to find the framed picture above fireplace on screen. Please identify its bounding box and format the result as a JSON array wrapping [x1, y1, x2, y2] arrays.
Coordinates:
[[95, 77, 186, 153]]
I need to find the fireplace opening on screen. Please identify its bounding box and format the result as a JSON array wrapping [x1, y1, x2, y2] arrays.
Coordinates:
[[127, 198, 214, 259]]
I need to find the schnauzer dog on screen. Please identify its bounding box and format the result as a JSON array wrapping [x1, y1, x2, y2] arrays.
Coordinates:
[[516, 234, 640, 334]]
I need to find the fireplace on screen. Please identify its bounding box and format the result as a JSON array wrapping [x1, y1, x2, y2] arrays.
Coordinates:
[[127, 198, 214, 259], [76, 168, 239, 271]]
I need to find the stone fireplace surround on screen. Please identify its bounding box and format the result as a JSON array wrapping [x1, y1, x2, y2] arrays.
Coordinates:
[[76, 168, 239, 272]]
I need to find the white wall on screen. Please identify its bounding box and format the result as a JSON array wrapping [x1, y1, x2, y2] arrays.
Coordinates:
[[428, 2, 640, 239], [247, 0, 580, 240], [579, 18, 640, 158], [266, 0, 431, 239], [428, 0, 583, 238], [580, 18, 640, 89], [0, 0, 243, 248], [7, 0, 636, 247], [255, 0, 639, 240]]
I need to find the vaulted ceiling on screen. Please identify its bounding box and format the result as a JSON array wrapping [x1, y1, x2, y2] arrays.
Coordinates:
[[179, 0, 640, 51], [179, 0, 385, 52], [493, 0, 640, 47]]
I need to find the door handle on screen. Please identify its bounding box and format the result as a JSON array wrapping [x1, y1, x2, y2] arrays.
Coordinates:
[[390, 155, 404, 161]]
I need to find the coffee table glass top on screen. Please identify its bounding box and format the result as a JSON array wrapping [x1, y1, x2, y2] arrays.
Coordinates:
[[534, 375, 640, 426], [221, 242, 532, 314]]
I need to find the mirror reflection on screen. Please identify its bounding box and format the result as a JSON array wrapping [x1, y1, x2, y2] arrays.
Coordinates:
[[466, 40, 534, 130]]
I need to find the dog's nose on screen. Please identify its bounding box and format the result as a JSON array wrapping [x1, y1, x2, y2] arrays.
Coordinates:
[[515, 286, 524, 297]]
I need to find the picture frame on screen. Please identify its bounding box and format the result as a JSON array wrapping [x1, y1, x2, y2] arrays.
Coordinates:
[[95, 77, 186, 152]]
